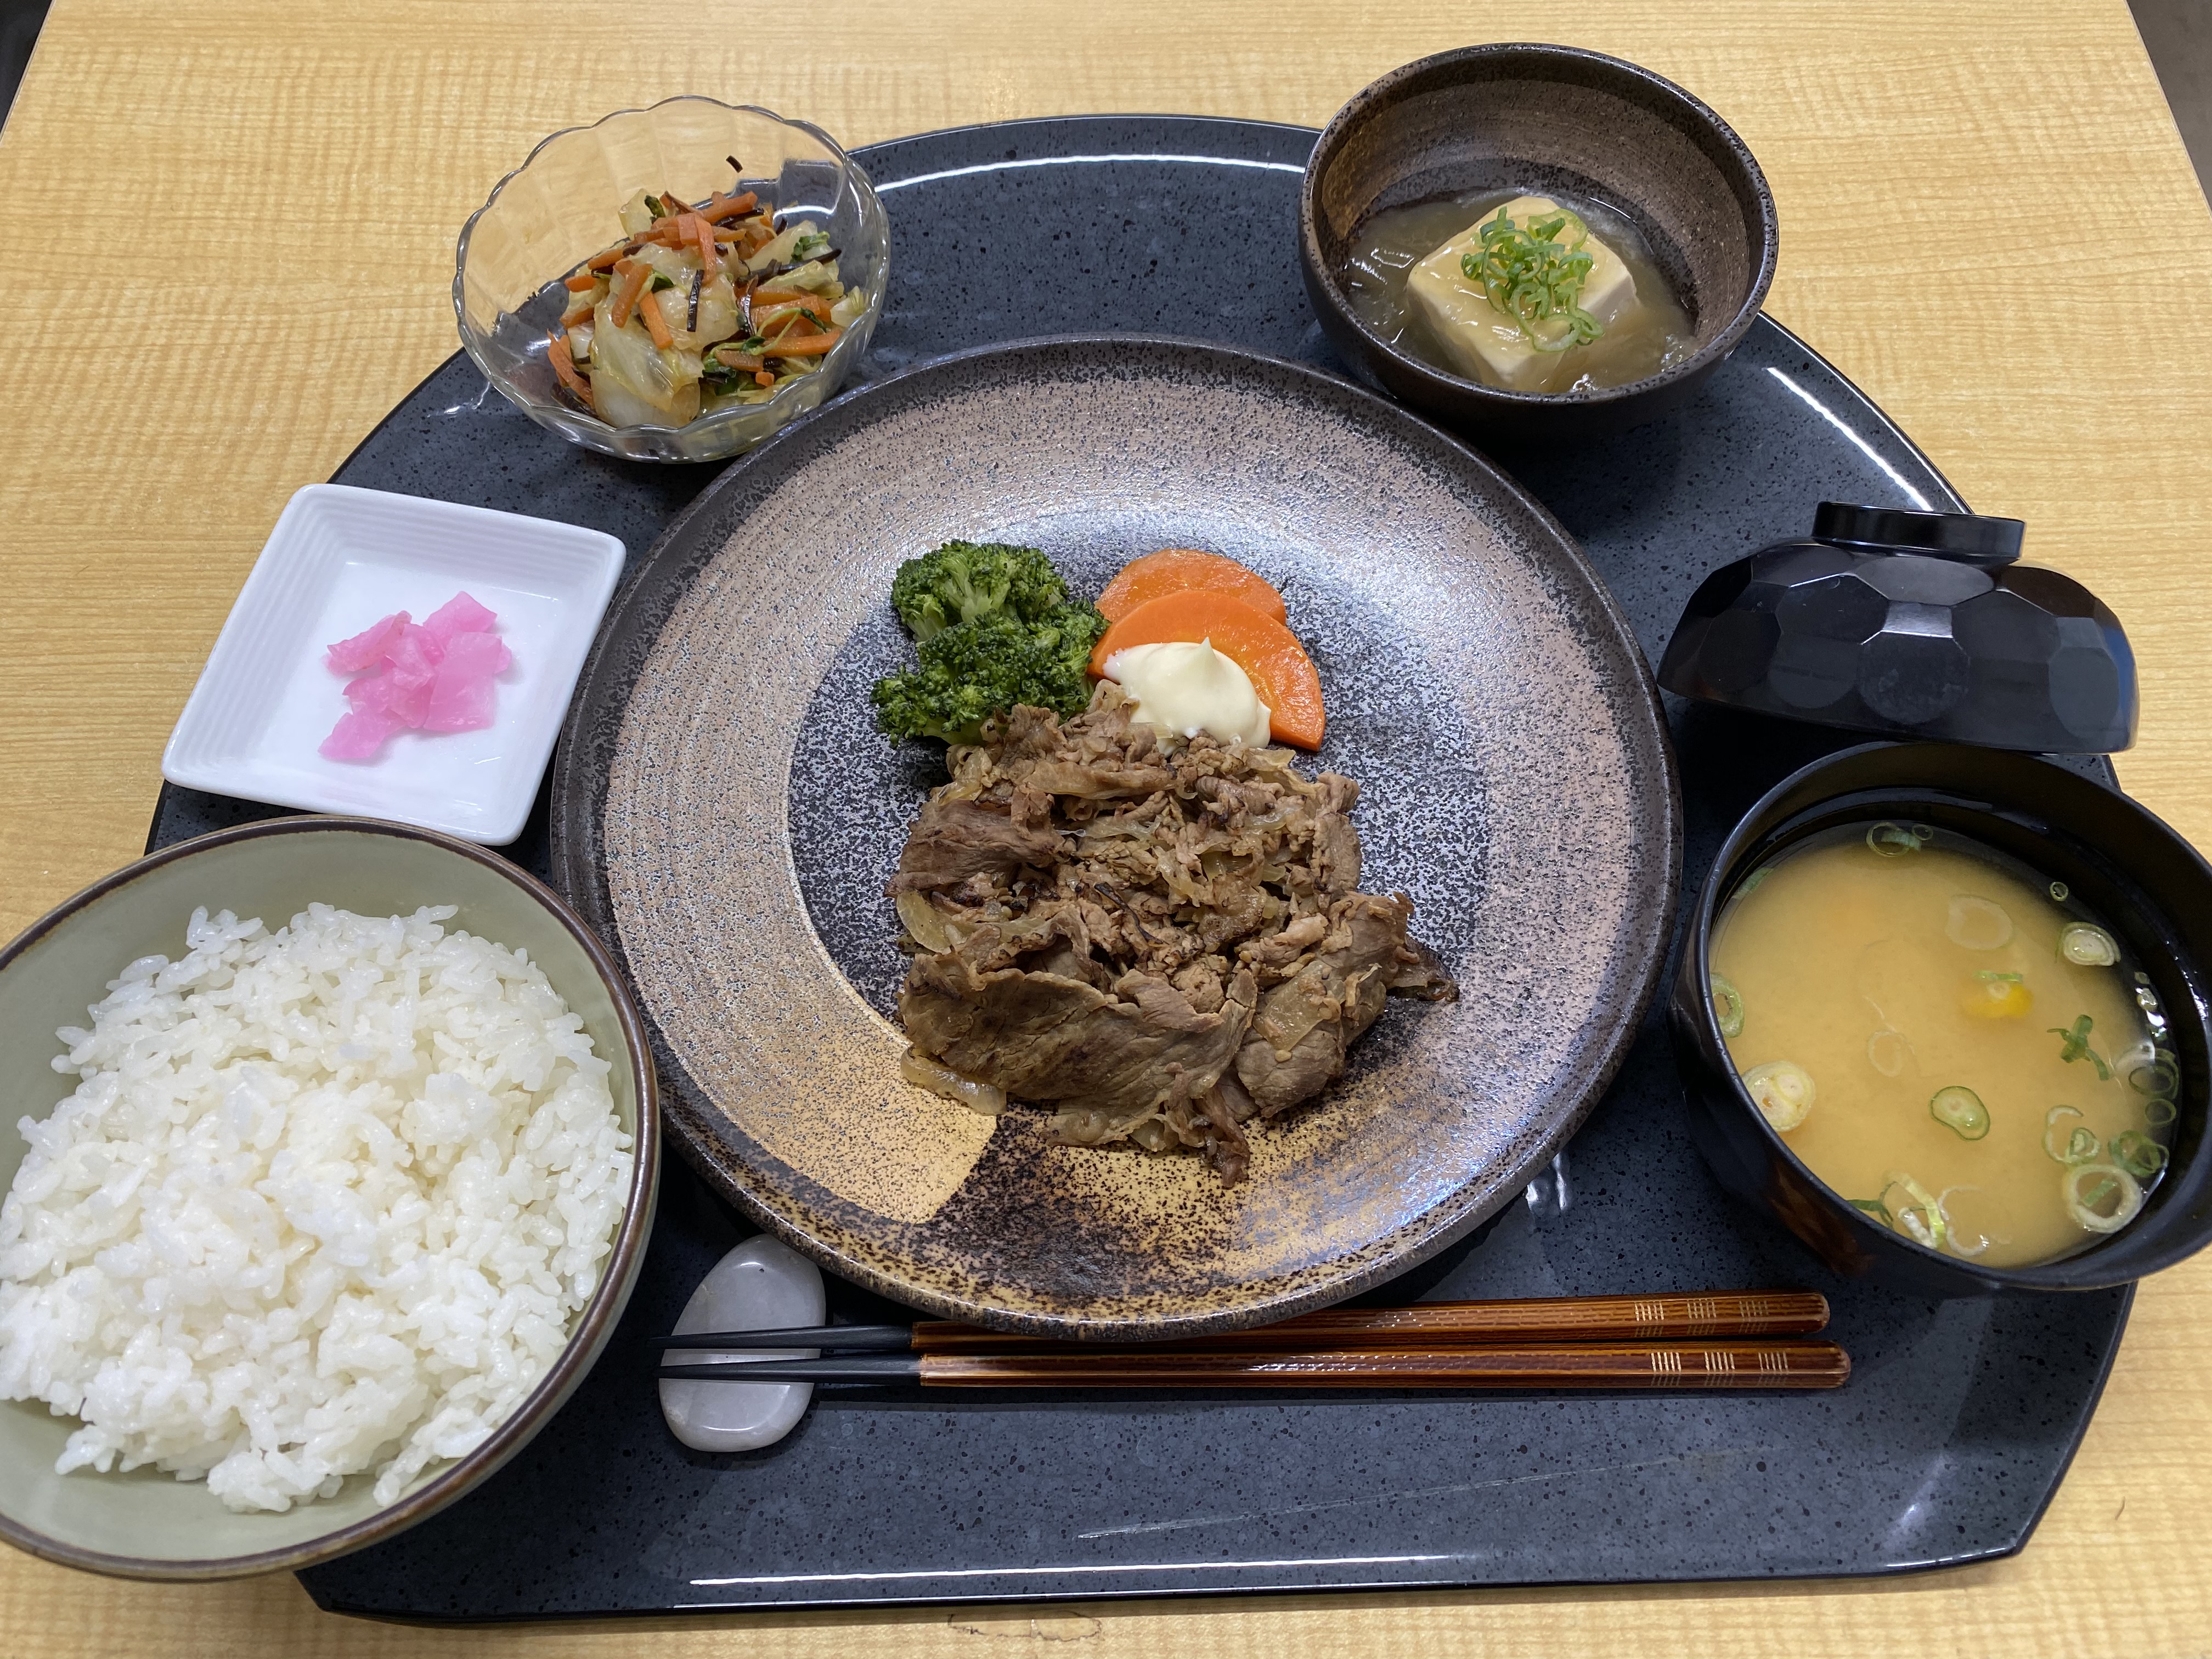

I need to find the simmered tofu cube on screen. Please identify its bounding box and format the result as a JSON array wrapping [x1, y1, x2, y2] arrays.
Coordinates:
[[1404, 195, 1638, 392]]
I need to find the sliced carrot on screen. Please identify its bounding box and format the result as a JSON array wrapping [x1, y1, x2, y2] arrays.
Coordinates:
[[761, 327, 843, 357], [754, 370, 776, 386], [546, 332, 592, 409], [699, 189, 757, 222], [1097, 548, 1288, 625], [1088, 590, 1325, 750], [639, 287, 675, 347], [608, 258, 650, 328], [758, 304, 827, 336], [562, 271, 600, 292]]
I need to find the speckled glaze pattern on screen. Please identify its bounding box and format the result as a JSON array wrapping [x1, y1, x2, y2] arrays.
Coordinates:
[[581, 337, 1679, 1336], [127, 117, 2131, 1617], [1300, 44, 1778, 440]]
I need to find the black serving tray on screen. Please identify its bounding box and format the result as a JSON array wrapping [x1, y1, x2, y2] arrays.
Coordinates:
[[146, 116, 2129, 1619]]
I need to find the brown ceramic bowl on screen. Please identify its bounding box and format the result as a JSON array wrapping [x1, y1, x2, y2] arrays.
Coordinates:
[[1299, 42, 1779, 443], [0, 819, 658, 1579]]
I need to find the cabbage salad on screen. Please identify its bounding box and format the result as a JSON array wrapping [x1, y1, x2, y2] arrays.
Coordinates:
[[546, 165, 868, 427]]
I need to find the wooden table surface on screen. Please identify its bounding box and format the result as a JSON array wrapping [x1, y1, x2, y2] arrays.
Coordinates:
[[3, 0, 2209, 1652]]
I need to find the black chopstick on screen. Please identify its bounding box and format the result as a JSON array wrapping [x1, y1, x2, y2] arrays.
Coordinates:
[[650, 1291, 1832, 1355], [657, 1340, 1852, 1391]]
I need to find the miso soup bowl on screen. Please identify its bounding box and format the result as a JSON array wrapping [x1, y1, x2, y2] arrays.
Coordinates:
[[1299, 43, 1778, 444], [1670, 741, 2212, 1297]]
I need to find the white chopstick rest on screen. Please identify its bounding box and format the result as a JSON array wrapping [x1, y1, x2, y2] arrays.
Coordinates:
[[658, 1235, 825, 1452]]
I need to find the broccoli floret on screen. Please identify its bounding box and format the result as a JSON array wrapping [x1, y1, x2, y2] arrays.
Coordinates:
[[872, 604, 1107, 744], [888, 540, 1071, 641]]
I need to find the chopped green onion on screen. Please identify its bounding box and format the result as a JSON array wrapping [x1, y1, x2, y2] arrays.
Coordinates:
[[1742, 1060, 1815, 1131], [2048, 1014, 2111, 1080], [2044, 1105, 2101, 1165], [2109, 1130, 2168, 1180], [1929, 1086, 1990, 1140], [2134, 983, 2170, 1037], [1709, 973, 1745, 1039], [2050, 881, 2071, 901], [1866, 821, 1922, 858], [2146, 1097, 2179, 1127], [1849, 1198, 1892, 1224], [1737, 868, 1770, 895], [1881, 1171, 1949, 1251], [1937, 1186, 1997, 1257], [2125, 1044, 2180, 1100], [1459, 205, 1605, 353], [2062, 1162, 2143, 1234], [2058, 924, 2120, 967], [1978, 970, 2024, 982]]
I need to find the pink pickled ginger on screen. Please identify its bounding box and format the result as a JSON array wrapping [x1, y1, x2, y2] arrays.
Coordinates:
[[319, 592, 511, 762], [424, 591, 498, 646], [325, 611, 411, 674]]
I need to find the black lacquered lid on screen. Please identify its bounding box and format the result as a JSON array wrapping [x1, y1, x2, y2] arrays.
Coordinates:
[[1810, 501, 2024, 566], [1657, 504, 2137, 754]]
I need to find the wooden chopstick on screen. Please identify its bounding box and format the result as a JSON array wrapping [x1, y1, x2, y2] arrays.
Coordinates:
[[657, 1340, 1851, 1391], [652, 1290, 1831, 1354]]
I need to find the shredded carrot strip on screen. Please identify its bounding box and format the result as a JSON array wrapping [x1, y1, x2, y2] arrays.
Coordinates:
[[586, 245, 630, 272], [608, 259, 650, 328], [763, 327, 842, 357], [757, 302, 828, 336], [563, 271, 600, 292], [546, 332, 592, 406], [639, 287, 675, 347], [753, 370, 775, 386], [698, 189, 757, 222], [692, 213, 719, 274]]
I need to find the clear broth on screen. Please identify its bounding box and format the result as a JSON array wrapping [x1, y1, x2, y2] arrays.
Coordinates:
[[1342, 189, 1694, 393], [1711, 825, 2175, 1268]]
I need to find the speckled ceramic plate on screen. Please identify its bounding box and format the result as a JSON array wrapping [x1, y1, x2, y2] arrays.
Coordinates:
[[550, 334, 1680, 1338]]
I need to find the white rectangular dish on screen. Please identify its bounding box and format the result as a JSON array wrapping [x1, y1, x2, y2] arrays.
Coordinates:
[[163, 484, 625, 844]]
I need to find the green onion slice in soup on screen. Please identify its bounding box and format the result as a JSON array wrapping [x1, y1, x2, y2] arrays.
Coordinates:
[[1929, 1086, 1990, 1140], [2044, 1105, 2102, 1165], [2109, 1130, 2168, 1180], [1880, 1171, 1949, 1251], [2063, 1162, 2143, 1234], [1709, 973, 1745, 1039], [1742, 1060, 1815, 1131], [2058, 924, 2120, 967]]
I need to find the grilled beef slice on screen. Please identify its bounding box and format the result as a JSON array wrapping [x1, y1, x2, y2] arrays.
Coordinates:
[[890, 682, 1457, 1183]]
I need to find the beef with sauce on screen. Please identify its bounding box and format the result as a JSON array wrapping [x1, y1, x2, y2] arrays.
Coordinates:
[[890, 681, 1457, 1184]]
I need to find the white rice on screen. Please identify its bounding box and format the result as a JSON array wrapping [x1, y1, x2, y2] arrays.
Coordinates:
[[0, 903, 633, 1513]]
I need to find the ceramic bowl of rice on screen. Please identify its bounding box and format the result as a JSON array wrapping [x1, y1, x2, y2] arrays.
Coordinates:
[[0, 816, 658, 1579]]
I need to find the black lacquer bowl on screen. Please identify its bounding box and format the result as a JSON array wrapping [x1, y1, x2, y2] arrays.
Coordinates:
[[1299, 42, 1779, 442], [1671, 741, 2212, 1295]]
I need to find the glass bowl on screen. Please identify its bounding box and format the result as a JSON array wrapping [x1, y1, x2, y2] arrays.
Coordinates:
[[455, 98, 888, 465]]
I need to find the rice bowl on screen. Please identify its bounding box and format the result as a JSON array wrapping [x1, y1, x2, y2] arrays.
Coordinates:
[[0, 818, 657, 1579], [1, 902, 633, 1512]]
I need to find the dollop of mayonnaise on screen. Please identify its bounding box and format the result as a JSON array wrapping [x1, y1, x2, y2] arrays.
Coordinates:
[[1102, 640, 1272, 747]]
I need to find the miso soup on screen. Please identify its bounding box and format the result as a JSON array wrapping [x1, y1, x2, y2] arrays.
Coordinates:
[[1711, 823, 2176, 1267]]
